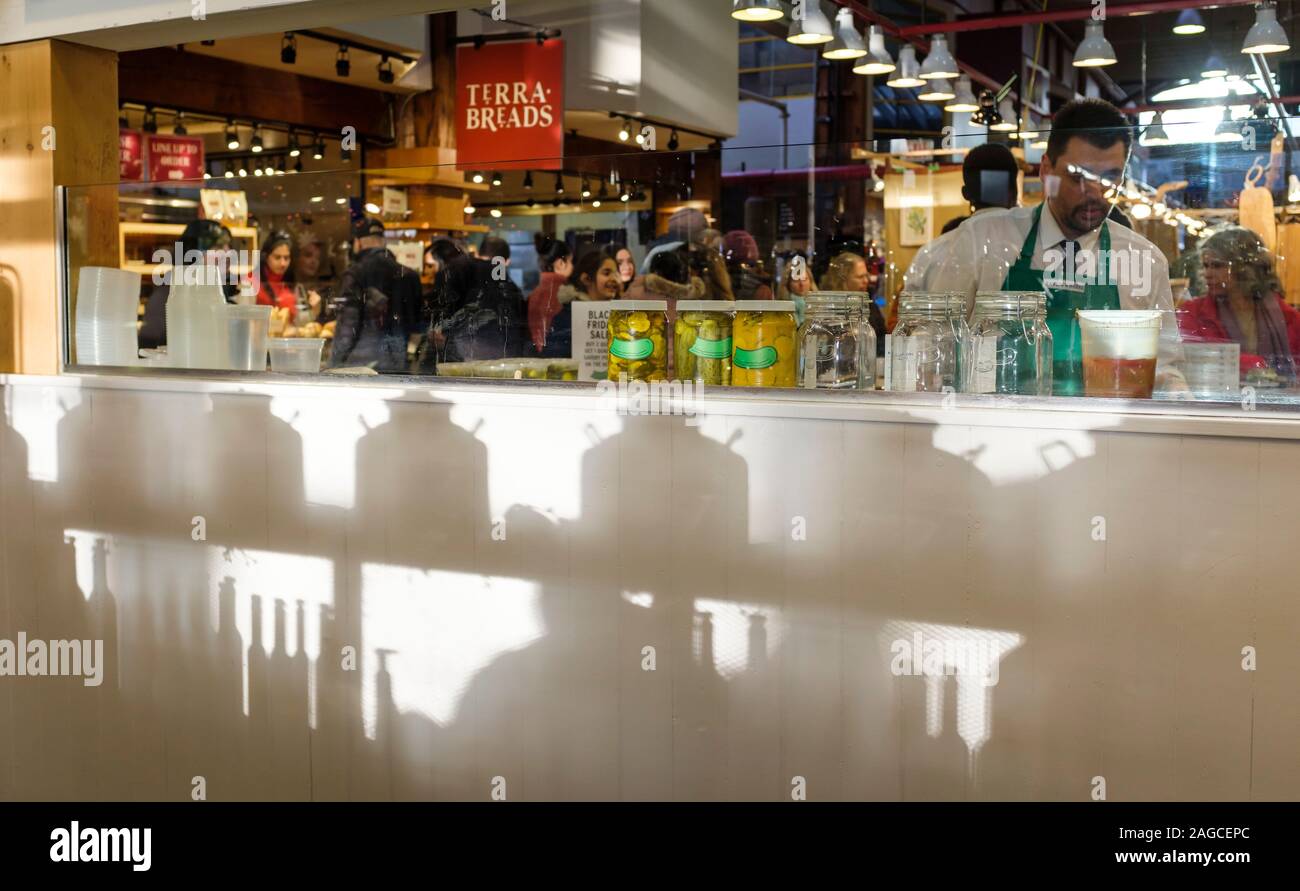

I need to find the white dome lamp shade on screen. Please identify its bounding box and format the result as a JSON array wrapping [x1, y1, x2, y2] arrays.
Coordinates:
[[852, 25, 896, 75], [944, 75, 979, 112], [990, 98, 1018, 131], [1073, 22, 1118, 67], [919, 78, 955, 102], [1142, 111, 1172, 146], [822, 8, 867, 60], [919, 34, 959, 80], [886, 45, 925, 88], [1214, 117, 1244, 142], [731, 0, 784, 22], [1201, 54, 1229, 78], [787, 1, 833, 45], [1173, 9, 1206, 35], [1242, 2, 1290, 54]]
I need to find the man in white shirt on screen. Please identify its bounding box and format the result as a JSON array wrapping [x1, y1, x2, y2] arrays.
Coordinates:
[[931, 98, 1185, 395], [905, 142, 1021, 292]]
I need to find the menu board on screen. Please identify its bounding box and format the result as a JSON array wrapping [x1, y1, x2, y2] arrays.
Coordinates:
[[571, 302, 611, 381]]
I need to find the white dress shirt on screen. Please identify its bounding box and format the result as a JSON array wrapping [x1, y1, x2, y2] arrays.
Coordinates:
[[929, 202, 1186, 388], [904, 206, 1003, 293]]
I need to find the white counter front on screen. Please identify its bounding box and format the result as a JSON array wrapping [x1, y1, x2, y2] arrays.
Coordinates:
[[2, 371, 1296, 800]]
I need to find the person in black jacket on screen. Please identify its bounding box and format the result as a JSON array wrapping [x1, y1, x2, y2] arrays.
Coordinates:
[[430, 236, 527, 365], [328, 216, 423, 373]]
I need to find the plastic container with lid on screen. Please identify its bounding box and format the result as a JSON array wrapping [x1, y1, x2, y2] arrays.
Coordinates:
[[798, 291, 876, 389], [963, 291, 1053, 395], [1077, 309, 1163, 398], [1182, 342, 1240, 399], [268, 337, 324, 373], [732, 300, 798, 387], [607, 299, 669, 381], [886, 292, 967, 392], [674, 300, 734, 385]]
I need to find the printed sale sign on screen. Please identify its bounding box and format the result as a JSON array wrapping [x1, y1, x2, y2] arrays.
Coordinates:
[[456, 38, 564, 171]]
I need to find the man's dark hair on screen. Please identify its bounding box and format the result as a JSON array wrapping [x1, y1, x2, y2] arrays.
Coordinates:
[[480, 236, 511, 261], [648, 247, 690, 285], [1045, 98, 1133, 161], [961, 142, 1020, 209]]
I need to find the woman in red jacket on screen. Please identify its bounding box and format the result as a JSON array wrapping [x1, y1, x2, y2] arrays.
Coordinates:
[[1177, 226, 1299, 383], [527, 234, 575, 355], [256, 230, 302, 311]]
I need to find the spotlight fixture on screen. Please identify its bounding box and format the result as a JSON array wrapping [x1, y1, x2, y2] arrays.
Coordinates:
[[336, 43, 351, 78], [254, 167, 264, 177], [490, 208, 503, 218], [335, 198, 347, 205], [786, 1, 832, 45], [581, 176, 592, 198], [635, 126, 645, 145], [620, 180, 632, 202], [823, 8, 867, 60], [471, 171, 485, 184], [292, 159, 303, 174], [1214, 117, 1244, 142], [853, 25, 896, 76], [312, 137, 325, 161], [597, 181, 609, 204], [1143, 111, 1172, 146], [288, 133, 301, 158], [225, 119, 240, 150], [869, 166, 884, 193], [1173, 10, 1206, 35], [224, 163, 235, 179], [1073, 22, 1117, 67], [490, 171, 503, 187], [555, 173, 565, 194], [1130, 202, 1152, 220], [281, 32, 297, 65], [265, 160, 276, 176], [886, 46, 924, 88], [990, 99, 1018, 131], [250, 127, 264, 153], [592, 198, 602, 208], [918, 79, 955, 102], [464, 202, 476, 215], [944, 75, 979, 113], [969, 89, 1000, 127], [1242, 1, 1289, 54], [237, 164, 248, 177], [1201, 55, 1229, 78], [172, 112, 187, 135], [668, 129, 680, 151], [142, 108, 158, 134], [340, 144, 353, 162], [364, 202, 381, 214], [378, 54, 395, 85], [202, 168, 211, 180], [731, 0, 784, 23], [523, 171, 534, 190], [919, 35, 959, 80], [619, 119, 632, 142]]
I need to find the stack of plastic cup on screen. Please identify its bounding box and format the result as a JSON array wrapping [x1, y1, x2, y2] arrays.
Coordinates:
[[165, 271, 230, 369], [223, 305, 272, 371], [1183, 342, 1240, 399], [74, 267, 143, 366]]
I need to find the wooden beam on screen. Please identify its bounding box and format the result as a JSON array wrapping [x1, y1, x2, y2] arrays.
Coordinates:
[[117, 47, 395, 140], [0, 39, 119, 374]]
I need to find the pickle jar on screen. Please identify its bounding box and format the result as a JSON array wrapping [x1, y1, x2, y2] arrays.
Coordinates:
[[732, 300, 798, 387], [674, 300, 734, 385], [886, 292, 968, 392], [963, 291, 1053, 396], [798, 292, 876, 389], [607, 299, 669, 381]]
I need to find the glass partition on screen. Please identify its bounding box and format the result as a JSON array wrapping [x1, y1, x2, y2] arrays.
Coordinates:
[[61, 116, 1300, 406]]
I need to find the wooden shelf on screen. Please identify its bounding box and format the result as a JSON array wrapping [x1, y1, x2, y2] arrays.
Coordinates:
[[120, 222, 258, 239]]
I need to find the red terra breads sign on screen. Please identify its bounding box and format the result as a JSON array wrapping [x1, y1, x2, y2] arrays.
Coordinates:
[[119, 129, 143, 181], [456, 37, 563, 171], [146, 134, 205, 182]]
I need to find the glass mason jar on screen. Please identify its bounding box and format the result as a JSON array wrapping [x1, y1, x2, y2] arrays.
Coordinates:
[[732, 300, 798, 387], [674, 300, 734, 385], [963, 291, 1053, 396], [887, 292, 967, 392], [607, 299, 669, 381], [798, 291, 876, 389]]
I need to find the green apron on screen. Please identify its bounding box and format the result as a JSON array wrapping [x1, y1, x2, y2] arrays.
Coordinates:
[[1001, 204, 1120, 396]]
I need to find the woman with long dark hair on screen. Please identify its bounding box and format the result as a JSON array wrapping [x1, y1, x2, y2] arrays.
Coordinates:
[[527, 234, 575, 355]]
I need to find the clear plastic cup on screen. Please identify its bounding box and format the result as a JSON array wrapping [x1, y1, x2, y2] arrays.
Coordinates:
[[268, 337, 324, 373], [224, 305, 272, 371], [1077, 310, 1163, 398]]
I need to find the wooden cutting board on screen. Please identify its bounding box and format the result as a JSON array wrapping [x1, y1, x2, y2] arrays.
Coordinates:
[[1240, 158, 1276, 253]]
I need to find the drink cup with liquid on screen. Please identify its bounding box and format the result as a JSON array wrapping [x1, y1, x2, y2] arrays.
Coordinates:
[[1077, 310, 1163, 398]]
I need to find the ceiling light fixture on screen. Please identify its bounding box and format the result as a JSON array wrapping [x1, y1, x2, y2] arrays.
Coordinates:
[[281, 32, 297, 64], [226, 119, 240, 150], [142, 107, 158, 134], [1242, 1, 1289, 54], [288, 132, 301, 158], [555, 173, 565, 194], [1173, 10, 1206, 35], [619, 119, 632, 142], [823, 8, 867, 60], [491, 171, 503, 187], [581, 176, 592, 198], [886, 45, 924, 88], [990, 99, 1018, 131], [944, 75, 979, 112], [336, 43, 351, 77], [919, 34, 959, 80], [1201, 54, 1229, 78], [1143, 111, 1172, 146], [668, 129, 680, 151], [786, 1, 833, 45], [378, 55, 395, 85], [523, 171, 534, 190], [853, 25, 896, 76], [1073, 22, 1118, 67], [918, 78, 955, 102], [312, 137, 325, 161], [471, 171, 485, 184], [731, 0, 784, 23], [172, 111, 187, 135], [250, 127, 264, 153]]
